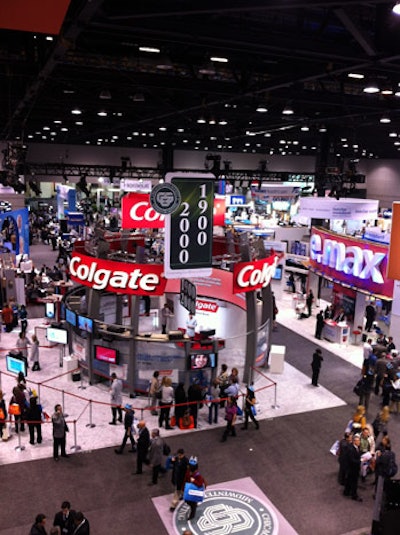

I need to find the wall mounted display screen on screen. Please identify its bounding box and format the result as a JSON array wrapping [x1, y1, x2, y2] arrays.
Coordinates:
[[95, 345, 118, 364], [47, 327, 68, 345], [6, 354, 27, 376], [66, 308, 76, 326], [45, 302, 55, 319], [189, 352, 217, 370], [78, 315, 93, 333], [272, 265, 283, 281]]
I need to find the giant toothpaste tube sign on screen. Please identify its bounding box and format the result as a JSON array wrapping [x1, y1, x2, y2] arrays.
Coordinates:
[[233, 255, 281, 294], [69, 252, 167, 295], [310, 227, 394, 298]]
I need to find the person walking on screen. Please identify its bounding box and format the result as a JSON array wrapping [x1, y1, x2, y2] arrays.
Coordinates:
[[183, 456, 206, 520], [158, 377, 174, 430], [52, 404, 69, 461], [169, 448, 189, 511], [365, 302, 376, 332], [109, 372, 123, 425], [2, 302, 14, 332], [221, 396, 238, 442], [148, 428, 165, 485], [31, 334, 41, 371], [0, 389, 7, 440], [241, 385, 259, 430], [161, 303, 173, 334], [19, 304, 28, 334], [311, 348, 323, 387], [134, 420, 150, 475], [114, 404, 136, 454]]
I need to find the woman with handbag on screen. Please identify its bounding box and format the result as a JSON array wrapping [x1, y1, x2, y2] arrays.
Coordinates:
[[183, 456, 206, 520]]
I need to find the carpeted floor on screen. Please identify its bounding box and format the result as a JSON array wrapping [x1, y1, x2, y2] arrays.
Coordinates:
[[2, 321, 397, 535]]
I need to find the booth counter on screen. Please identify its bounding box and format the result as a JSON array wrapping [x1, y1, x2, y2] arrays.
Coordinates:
[[323, 320, 349, 345]]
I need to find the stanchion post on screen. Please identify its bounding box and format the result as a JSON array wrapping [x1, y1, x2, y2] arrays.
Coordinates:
[[78, 371, 86, 390], [15, 428, 25, 451], [271, 382, 280, 409], [70, 420, 81, 451], [140, 408, 144, 419], [86, 400, 96, 428]]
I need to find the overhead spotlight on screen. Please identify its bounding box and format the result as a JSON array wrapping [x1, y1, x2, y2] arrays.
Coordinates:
[[393, 2, 400, 15], [363, 79, 380, 94], [256, 102, 268, 113], [282, 104, 294, 115], [99, 89, 112, 100], [380, 115, 391, 123], [131, 92, 145, 102]]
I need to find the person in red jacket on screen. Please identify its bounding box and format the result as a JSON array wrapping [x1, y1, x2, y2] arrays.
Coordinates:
[[183, 456, 206, 520]]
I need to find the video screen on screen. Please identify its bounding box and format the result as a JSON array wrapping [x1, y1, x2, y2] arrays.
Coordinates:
[[189, 353, 217, 370], [47, 327, 68, 345], [45, 302, 55, 319], [6, 354, 27, 376], [272, 265, 283, 281], [78, 315, 93, 333], [66, 308, 76, 326], [95, 345, 118, 365]]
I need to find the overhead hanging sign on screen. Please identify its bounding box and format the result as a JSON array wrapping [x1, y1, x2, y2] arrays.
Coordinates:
[[299, 198, 379, 220], [121, 193, 165, 229], [233, 254, 281, 294], [120, 179, 152, 192]]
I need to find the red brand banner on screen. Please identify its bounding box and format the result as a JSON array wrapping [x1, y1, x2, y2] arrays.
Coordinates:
[[121, 193, 165, 229], [69, 252, 167, 295], [196, 299, 219, 313], [310, 227, 394, 299], [233, 255, 281, 294], [213, 197, 226, 227]]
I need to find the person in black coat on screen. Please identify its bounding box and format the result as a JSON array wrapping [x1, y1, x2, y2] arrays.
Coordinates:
[[71, 511, 90, 535], [315, 310, 324, 339], [311, 348, 323, 387], [135, 420, 150, 474], [114, 404, 136, 454], [169, 448, 189, 511], [174, 382, 187, 424], [29, 514, 47, 535], [306, 290, 314, 317], [53, 501, 76, 535], [365, 303, 376, 332], [241, 385, 259, 430], [26, 395, 43, 445], [343, 434, 363, 501], [338, 432, 352, 485]]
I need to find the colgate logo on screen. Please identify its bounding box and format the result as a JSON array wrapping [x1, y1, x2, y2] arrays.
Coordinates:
[[69, 252, 167, 295], [122, 193, 165, 229], [233, 255, 280, 293], [196, 299, 219, 313]]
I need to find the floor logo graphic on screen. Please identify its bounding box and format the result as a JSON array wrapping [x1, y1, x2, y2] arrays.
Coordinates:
[[174, 489, 278, 534]]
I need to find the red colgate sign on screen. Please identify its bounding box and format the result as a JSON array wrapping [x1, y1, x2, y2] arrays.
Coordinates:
[[196, 299, 219, 313], [121, 193, 165, 229], [69, 252, 167, 295], [233, 255, 280, 293]]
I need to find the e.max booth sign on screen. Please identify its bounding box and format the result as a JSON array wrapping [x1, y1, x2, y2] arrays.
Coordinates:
[[309, 228, 394, 298]]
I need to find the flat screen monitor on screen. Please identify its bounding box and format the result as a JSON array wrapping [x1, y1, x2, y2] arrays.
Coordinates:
[[189, 352, 217, 370], [272, 265, 283, 281], [47, 327, 68, 345], [45, 302, 55, 319], [78, 315, 93, 333], [66, 308, 76, 326], [6, 354, 27, 376], [95, 345, 119, 365]]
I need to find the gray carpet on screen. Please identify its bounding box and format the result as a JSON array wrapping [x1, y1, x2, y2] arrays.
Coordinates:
[[2, 321, 396, 535]]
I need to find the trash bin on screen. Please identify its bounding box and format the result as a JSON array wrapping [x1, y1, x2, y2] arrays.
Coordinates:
[[72, 371, 81, 382]]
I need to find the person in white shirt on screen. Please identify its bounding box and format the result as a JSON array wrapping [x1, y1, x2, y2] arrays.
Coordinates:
[[363, 338, 373, 361], [186, 313, 197, 338]]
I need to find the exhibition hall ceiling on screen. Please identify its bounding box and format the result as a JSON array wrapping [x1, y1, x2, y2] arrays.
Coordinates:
[[2, 1, 400, 162]]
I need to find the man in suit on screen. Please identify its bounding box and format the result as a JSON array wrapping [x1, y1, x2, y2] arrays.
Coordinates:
[[134, 420, 150, 475], [71, 511, 90, 535], [343, 434, 363, 501], [53, 501, 76, 535]]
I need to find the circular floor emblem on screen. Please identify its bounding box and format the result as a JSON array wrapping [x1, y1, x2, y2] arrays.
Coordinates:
[[150, 183, 181, 214], [174, 489, 278, 535]]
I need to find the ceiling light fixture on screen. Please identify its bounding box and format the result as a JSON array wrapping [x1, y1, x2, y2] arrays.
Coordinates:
[[256, 103, 268, 113], [210, 56, 228, 63], [197, 116, 207, 124], [348, 72, 364, 79], [380, 115, 391, 123], [97, 110, 107, 117], [139, 46, 160, 53], [99, 89, 112, 100], [71, 108, 82, 115], [393, 2, 400, 15], [282, 105, 294, 115], [132, 92, 145, 102], [301, 125, 309, 131], [363, 79, 380, 94]]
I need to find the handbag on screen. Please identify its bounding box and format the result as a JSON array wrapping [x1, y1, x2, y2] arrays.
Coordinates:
[[9, 403, 21, 416], [251, 405, 257, 416], [353, 379, 362, 397], [0, 408, 5, 420], [183, 482, 205, 503]]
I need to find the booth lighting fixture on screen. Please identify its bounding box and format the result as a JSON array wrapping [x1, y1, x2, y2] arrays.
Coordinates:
[[159, 126, 167, 131], [156, 56, 174, 70], [381, 85, 394, 95], [319, 125, 327, 132], [218, 119, 227, 125], [363, 80, 380, 94], [139, 46, 160, 53], [393, 2, 400, 15], [348, 72, 364, 79], [380, 115, 391, 123], [210, 56, 228, 63], [209, 118, 217, 125]]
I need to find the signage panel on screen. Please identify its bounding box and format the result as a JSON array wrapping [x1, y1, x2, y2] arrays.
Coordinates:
[[121, 192, 165, 229], [300, 197, 379, 221], [233, 255, 281, 294], [310, 227, 393, 298]]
